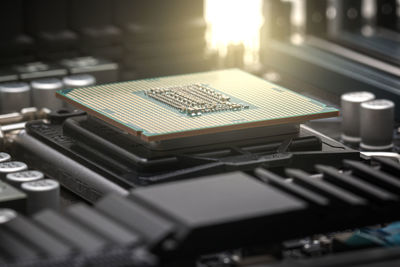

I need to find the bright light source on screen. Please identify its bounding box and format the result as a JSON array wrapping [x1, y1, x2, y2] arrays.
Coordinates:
[[205, 0, 264, 66]]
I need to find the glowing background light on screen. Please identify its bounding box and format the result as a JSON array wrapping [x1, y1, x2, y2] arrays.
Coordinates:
[[205, 0, 264, 66]]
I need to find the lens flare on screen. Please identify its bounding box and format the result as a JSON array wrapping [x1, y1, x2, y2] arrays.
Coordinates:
[[205, 0, 264, 66]]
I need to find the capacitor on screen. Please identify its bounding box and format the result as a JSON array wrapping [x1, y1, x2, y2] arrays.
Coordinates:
[[0, 152, 11, 163], [62, 74, 96, 110], [341, 91, 375, 143], [62, 74, 96, 88], [21, 179, 60, 215], [6, 170, 44, 188], [0, 161, 28, 179], [30, 78, 64, 111], [14, 62, 67, 81], [0, 82, 31, 114], [360, 99, 395, 151], [60, 57, 118, 84]]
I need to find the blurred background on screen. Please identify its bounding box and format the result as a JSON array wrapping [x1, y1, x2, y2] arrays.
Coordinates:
[[0, 0, 399, 116]]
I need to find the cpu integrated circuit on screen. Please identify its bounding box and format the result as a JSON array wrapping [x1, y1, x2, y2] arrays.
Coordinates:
[[56, 69, 339, 142]]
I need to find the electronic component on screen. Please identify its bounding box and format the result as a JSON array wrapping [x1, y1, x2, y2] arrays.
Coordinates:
[[0, 157, 399, 265], [0, 152, 11, 163], [360, 99, 395, 150], [62, 74, 96, 110], [56, 69, 338, 142], [341, 91, 375, 143], [127, 171, 307, 255], [59, 56, 119, 84], [96, 194, 174, 248], [261, 39, 400, 120], [13, 62, 67, 81], [31, 78, 64, 110], [0, 108, 45, 125], [0, 82, 31, 113], [0, 1, 399, 266], [21, 179, 60, 214], [0, 161, 27, 178], [6, 170, 44, 188], [15, 114, 357, 202], [62, 74, 96, 88]]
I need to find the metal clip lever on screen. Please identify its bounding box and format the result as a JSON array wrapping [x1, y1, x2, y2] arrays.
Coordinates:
[[361, 152, 400, 164], [0, 107, 49, 125]]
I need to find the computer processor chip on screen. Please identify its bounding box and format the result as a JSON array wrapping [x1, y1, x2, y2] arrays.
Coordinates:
[[56, 69, 339, 142]]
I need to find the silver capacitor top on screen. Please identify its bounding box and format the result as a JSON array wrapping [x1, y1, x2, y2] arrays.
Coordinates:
[[0, 152, 11, 163], [341, 91, 375, 143], [21, 179, 60, 215], [0, 161, 28, 178], [360, 99, 395, 151], [62, 74, 96, 88], [62, 74, 96, 110], [31, 78, 64, 111], [6, 170, 44, 187], [0, 82, 31, 114]]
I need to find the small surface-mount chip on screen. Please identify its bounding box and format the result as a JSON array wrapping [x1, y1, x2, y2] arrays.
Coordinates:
[[56, 69, 339, 142]]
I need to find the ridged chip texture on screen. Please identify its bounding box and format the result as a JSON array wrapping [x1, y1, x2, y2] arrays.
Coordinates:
[[57, 69, 338, 141]]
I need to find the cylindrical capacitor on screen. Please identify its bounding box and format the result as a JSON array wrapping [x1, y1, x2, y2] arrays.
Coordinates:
[[21, 179, 60, 215], [0, 82, 31, 114], [6, 170, 44, 188], [62, 74, 96, 88], [341, 91, 375, 143], [0, 161, 28, 179], [31, 78, 64, 111], [0, 152, 11, 163], [62, 74, 96, 110], [360, 99, 395, 151]]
